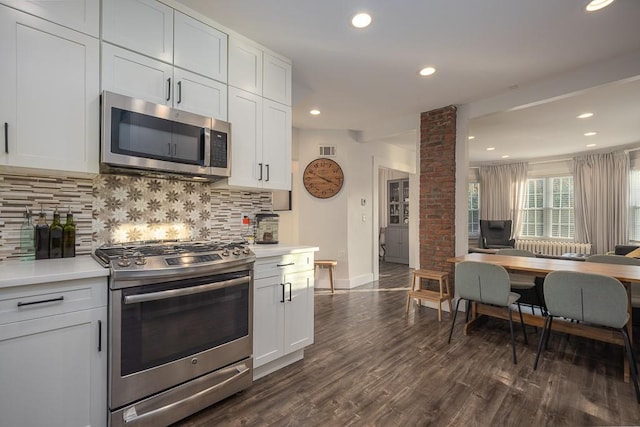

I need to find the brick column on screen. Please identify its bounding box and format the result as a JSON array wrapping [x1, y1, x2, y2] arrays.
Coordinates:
[[419, 105, 457, 283]]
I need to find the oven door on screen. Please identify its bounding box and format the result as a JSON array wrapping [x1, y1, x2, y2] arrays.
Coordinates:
[[109, 269, 252, 410]]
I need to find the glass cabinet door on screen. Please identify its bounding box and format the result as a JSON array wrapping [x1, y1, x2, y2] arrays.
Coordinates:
[[388, 179, 408, 225]]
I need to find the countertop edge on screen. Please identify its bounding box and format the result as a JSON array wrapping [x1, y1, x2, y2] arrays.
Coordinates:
[[252, 245, 320, 258], [0, 256, 109, 289]]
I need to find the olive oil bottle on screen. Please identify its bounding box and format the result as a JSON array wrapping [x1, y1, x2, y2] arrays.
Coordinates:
[[49, 208, 63, 258], [62, 208, 76, 258], [35, 208, 50, 260]]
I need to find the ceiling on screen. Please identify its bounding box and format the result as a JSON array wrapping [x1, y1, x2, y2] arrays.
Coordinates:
[[175, 0, 640, 161]]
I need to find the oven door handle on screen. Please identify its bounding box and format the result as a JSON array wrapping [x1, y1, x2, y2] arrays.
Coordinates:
[[121, 363, 250, 424], [122, 276, 250, 305]]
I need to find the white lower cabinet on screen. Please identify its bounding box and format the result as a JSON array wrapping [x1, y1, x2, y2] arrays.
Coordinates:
[[0, 278, 108, 427], [253, 251, 314, 379]]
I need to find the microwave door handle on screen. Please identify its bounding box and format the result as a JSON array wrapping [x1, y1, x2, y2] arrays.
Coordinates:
[[203, 129, 211, 166], [123, 276, 250, 304]]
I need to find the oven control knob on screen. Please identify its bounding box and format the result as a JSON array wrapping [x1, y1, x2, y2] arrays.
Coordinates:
[[221, 250, 230, 257], [243, 248, 251, 255], [232, 249, 241, 256], [133, 251, 146, 266]]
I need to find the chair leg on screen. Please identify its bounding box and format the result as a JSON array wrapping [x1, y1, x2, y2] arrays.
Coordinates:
[[465, 299, 471, 323], [516, 302, 528, 345], [544, 316, 554, 350], [508, 308, 517, 364], [447, 298, 463, 344], [621, 328, 640, 403], [534, 315, 552, 370]]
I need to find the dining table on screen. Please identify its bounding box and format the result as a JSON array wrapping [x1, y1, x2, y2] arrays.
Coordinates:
[[448, 252, 640, 381]]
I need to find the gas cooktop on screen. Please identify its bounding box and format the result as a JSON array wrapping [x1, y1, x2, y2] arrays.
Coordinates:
[[94, 240, 255, 281]]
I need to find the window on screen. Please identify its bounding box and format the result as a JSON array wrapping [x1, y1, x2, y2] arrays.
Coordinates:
[[521, 176, 574, 238], [629, 170, 640, 241], [468, 182, 480, 236]]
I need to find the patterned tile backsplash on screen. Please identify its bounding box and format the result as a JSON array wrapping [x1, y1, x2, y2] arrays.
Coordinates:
[[0, 173, 272, 261]]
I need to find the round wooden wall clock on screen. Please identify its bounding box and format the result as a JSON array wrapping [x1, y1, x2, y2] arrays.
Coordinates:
[[303, 158, 344, 199]]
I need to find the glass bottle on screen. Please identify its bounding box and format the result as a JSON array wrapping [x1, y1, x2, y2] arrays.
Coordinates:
[[49, 208, 63, 258], [62, 208, 76, 258], [19, 207, 35, 261], [35, 208, 50, 260]]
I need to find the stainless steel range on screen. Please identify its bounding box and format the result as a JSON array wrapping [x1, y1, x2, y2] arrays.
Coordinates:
[[95, 241, 255, 427]]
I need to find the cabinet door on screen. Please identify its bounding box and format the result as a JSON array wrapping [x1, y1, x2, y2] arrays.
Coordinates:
[[228, 37, 262, 95], [228, 87, 262, 188], [0, 307, 107, 427], [101, 43, 172, 106], [102, 0, 173, 63], [173, 68, 227, 120], [174, 11, 227, 83], [0, 7, 99, 173], [263, 53, 292, 106], [0, 0, 99, 36], [262, 99, 292, 190], [253, 277, 285, 368], [283, 270, 314, 353]]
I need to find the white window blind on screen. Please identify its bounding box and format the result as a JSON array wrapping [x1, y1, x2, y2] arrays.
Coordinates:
[[521, 176, 574, 239], [468, 182, 480, 236]]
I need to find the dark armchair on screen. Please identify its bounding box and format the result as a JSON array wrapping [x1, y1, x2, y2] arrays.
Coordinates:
[[479, 220, 516, 249]]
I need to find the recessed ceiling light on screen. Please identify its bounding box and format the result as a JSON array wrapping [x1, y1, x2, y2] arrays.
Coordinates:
[[577, 112, 594, 119], [419, 67, 436, 77], [468, 136, 475, 140], [586, 0, 615, 12], [586, 143, 597, 147], [309, 109, 321, 116], [351, 13, 372, 28], [501, 155, 510, 159], [486, 147, 495, 151], [584, 131, 598, 136]]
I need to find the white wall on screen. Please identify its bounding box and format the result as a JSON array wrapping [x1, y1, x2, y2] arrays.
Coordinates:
[[291, 129, 415, 289]]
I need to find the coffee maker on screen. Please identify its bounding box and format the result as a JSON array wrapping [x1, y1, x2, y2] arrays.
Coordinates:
[[255, 213, 279, 244]]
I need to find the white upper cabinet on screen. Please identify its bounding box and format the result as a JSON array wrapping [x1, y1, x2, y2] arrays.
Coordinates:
[[102, 0, 228, 83], [229, 36, 292, 106], [0, 0, 99, 36], [174, 11, 227, 83], [263, 53, 292, 106], [229, 37, 263, 95], [102, 43, 227, 120], [262, 98, 292, 190], [102, 0, 173, 63], [0, 5, 100, 174]]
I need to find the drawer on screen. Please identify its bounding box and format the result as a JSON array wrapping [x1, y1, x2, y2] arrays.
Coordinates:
[[0, 277, 108, 325], [255, 252, 314, 279]]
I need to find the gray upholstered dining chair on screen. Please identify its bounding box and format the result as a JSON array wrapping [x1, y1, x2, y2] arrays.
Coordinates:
[[496, 248, 545, 315], [533, 270, 640, 403], [448, 261, 528, 364], [586, 254, 640, 308]]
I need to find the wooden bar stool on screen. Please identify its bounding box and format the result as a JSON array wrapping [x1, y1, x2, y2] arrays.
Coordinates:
[[406, 269, 452, 321], [315, 260, 337, 293]]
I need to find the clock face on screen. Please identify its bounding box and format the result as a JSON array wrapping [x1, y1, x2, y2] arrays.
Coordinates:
[[303, 158, 344, 199]]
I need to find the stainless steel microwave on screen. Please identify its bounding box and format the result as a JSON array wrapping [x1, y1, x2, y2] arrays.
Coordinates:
[[101, 91, 231, 179]]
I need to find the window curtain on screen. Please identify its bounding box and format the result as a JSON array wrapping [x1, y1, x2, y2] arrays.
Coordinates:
[[479, 162, 528, 237], [573, 151, 629, 254]]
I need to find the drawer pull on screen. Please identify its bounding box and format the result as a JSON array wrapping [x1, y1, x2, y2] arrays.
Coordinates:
[[277, 262, 295, 267], [17, 296, 64, 307]]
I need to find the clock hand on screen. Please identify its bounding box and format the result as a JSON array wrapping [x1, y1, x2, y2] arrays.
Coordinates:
[[307, 170, 334, 184]]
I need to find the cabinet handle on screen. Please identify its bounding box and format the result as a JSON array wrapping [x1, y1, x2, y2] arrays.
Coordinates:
[[286, 282, 292, 301], [167, 142, 172, 156], [17, 296, 64, 307], [98, 320, 102, 352], [166, 78, 171, 101], [265, 164, 270, 182], [280, 283, 286, 303], [177, 81, 182, 104], [4, 122, 7, 153], [258, 163, 263, 181], [277, 262, 294, 267]]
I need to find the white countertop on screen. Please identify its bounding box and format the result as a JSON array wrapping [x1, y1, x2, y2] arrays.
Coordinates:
[[0, 256, 109, 289], [250, 244, 319, 258]]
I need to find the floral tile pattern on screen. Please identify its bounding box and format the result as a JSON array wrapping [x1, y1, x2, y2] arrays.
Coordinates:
[[92, 175, 272, 247]]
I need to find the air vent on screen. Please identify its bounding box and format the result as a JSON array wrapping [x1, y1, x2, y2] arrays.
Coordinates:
[[319, 145, 336, 156]]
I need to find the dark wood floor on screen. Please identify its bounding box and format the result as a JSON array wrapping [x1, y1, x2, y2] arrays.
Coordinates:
[[176, 262, 640, 426]]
